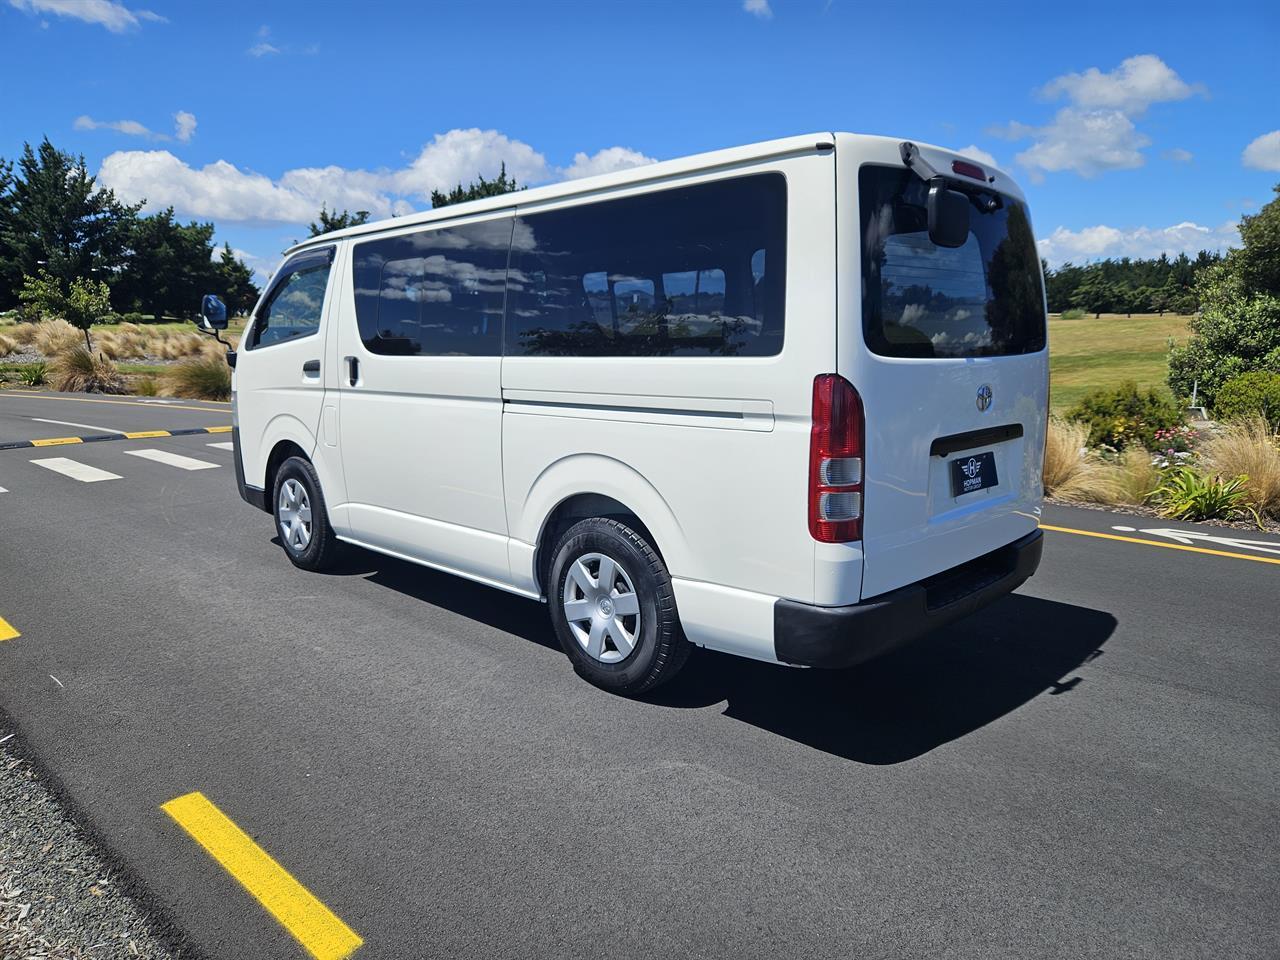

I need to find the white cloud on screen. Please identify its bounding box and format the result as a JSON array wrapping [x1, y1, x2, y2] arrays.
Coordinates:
[[96, 128, 657, 230], [74, 115, 155, 138], [954, 145, 998, 169], [247, 41, 279, 57], [563, 146, 657, 180], [391, 128, 551, 200], [1242, 130, 1280, 172], [8, 0, 164, 32], [999, 55, 1202, 181], [98, 151, 317, 223], [1015, 108, 1148, 180], [1037, 219, 1239, 265], [74, 110, 197, 144], [1164, 147, 1193, 163], [743, 0, 772, 18], [173, 111, 196, 143], [1038, 54, 1202, 115]]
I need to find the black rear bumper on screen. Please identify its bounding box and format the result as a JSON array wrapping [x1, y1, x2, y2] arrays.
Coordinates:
[[774, 529, 1044, 669]]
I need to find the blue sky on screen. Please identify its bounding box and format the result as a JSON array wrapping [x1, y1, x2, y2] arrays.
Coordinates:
[[2, 0, 1278, 280]]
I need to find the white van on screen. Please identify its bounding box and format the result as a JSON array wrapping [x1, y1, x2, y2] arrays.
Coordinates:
[[203, 133, 1048, 695]]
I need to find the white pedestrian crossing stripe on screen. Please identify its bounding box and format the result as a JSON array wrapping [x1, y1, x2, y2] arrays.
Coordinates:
[[206, 441, 234, 451], [30, 457, 121, 483], [125, 448, 220, 471]]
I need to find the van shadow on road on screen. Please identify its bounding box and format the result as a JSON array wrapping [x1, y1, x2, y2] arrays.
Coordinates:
[[315, 542, 1115, 766]]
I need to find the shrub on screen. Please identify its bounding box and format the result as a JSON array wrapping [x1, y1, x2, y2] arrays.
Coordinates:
[[33, 318, 81, 356], [0, 333, 15, 357], [121, 312, 147, 324], [168, 355, 231, 400], [1115, 447, 1163, 503], [1200, 416, 1280, 519], [1150, 467, 1254, 523], [1042, 418, 1123, 502], [17, 362, 48, 386], [1066, 381, 1184, 450], [52, 345, 127, 394], [1059, 308, 1087, 320], [133, 376, 159, 397], [1214, 371, 1280, 429]]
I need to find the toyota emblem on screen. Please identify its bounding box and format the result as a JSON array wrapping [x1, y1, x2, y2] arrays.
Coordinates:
[[976, 384, 993, 412]]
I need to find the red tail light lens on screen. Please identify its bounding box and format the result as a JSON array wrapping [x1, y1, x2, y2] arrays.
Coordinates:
[[952, 159, 987, 181], [809, 374, 864, 542]]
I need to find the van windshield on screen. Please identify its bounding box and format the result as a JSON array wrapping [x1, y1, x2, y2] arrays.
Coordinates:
[[859, 166, 1046, 358]]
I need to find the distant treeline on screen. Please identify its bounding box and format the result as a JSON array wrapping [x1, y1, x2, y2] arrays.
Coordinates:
[[1042, 250, 1222, 317], [0, 137, 260, 320]]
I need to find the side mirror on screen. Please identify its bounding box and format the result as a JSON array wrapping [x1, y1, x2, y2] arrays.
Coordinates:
[[927, 181, 970, 248], [200, 294, 228, 330]]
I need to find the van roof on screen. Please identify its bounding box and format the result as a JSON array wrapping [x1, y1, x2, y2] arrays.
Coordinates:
[[284, 132, 1016, 256]]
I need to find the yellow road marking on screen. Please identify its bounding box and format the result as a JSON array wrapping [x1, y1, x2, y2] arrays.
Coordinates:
[[124, 430, 172, 439], [0, 616, 19, 641], [3, 391, 230, 410], [30, 436, 82, 446], [1039, 523, 1280, 566], [162, 792, 362, 960], [205, 425, 233, 433]]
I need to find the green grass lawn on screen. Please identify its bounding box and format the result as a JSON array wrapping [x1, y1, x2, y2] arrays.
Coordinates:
[[1048, 312, 1191, 413]]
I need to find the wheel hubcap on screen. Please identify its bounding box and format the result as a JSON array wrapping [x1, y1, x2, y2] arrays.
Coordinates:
[[562, 552, 641, 663], [278, 478, 312, 552]]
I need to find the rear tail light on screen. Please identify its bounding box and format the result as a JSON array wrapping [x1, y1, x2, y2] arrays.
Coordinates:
[[952, 159, 987, 181], [809, 374, 864, 542]]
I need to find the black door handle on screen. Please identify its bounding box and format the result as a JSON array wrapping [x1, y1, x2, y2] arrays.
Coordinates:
[[302, 359, 320, 374], [345, 355, 359, 386]]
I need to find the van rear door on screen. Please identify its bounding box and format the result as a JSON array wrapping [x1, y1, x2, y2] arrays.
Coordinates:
[[844, 156, 1048, 599]]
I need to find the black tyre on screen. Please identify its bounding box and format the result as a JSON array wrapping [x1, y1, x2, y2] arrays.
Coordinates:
[[548, 517, 690, 694], [272, 456, 340, 571]]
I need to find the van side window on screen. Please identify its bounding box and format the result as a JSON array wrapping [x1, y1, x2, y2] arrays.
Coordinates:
[[507, 174, 786, 357], [250, 252, 332, 349], [352, 218, 511, 356]]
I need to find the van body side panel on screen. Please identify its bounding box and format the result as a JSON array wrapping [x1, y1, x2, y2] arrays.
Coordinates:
[[502, 153, 835, 621], [333, 211, 511, 583], [834, 135, 1047, 600]]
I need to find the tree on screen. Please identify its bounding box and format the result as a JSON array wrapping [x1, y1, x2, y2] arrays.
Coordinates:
[[308, 205, 370, 237], [1168, 185, 1280, 404], [19, 270, 113, 350], [214, 243, 260, 316], [112, 208, 218, 320], [430, 162, 522, 208], [0, 138, 138, 309], [1071, 268, 1114, 318]]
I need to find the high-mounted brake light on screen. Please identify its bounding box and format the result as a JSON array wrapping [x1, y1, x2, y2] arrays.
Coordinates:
[[952, 159, 987, 182], [809, 374, 864, 543]]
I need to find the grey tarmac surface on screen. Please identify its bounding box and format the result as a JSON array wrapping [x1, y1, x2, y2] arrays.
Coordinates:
[[0, 389, 231, 445], [0, 394, 1276, 960]]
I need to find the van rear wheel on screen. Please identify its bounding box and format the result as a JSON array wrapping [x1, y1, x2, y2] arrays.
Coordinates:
[[548, 518, 689, 695], [272, 456, 340, 572]]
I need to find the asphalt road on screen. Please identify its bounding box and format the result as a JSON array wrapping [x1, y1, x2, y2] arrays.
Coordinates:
[[1, 389, 1277, 960]]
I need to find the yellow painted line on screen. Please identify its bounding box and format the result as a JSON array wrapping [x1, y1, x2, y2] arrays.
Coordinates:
[[30, 436, 82, 446], [3, 391, 230, 410], [1039, 523, 1280, 566], [162, 792, 362, 960], [0, 616, 19, 641], [124, 430, 172, 439], [205, 425, 233, 433]]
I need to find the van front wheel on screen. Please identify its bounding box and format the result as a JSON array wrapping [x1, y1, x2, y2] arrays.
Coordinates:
[[272, 456, 340, 572], [548, 518, 690, 695]]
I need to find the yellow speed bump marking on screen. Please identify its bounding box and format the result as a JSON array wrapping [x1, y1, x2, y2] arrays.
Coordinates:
[[205, 425, 233, 433], [162, 792, 362, 960], [30, 436, 83, 446], [0, 616, 19, 641], [1039, 523, 1280, 566], [124, 430, 172, 439]]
